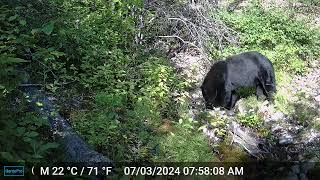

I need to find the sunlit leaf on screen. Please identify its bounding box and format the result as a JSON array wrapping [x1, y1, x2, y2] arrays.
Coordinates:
[[36, 101, 43, 107]]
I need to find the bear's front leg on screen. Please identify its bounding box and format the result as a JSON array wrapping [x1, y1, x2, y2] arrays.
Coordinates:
[[256, 85, 266, 100], [224, 90, 233, 110], [229, 92, 238, 109]]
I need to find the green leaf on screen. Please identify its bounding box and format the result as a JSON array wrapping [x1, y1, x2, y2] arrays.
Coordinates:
[[23, 137, 32, 142], [50, 51, 65, 57], [19, 19, 26, 26], [25, 131, 39, 138], [17, 127, 26, 136], [42, 21, 54, 35], [0, 57, 28, 64], [36, 101, 43, 107], [39, 142, 59, 152], [0, 152, 15, 161], [8, 14, 18, 21]]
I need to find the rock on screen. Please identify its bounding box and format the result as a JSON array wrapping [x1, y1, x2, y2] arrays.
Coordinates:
[[279, 134, 294, 145], [270, 111, 285, 122], [293, 125, 302, 134], [310, 60, 319, 68], [258, 101, 269, 119], [226, 110, 235, 116], [234, 99, 247, 114], [188, 109, 196, 120], [220, 110, 226, 115], [203, 127, 223, 143], [271, 124, 283, 133], [301, 128, 320, 144]]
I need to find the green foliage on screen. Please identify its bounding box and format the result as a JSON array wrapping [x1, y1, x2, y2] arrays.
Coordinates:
[[0, 4, 59, 163], [197, 111, 228, 138], [71, 103, 156, 162], [71, 55, 207, 162], [8, 0, 320, 164], [237, 111, 261, 128], [0, 5, 29, 96], [2, 0, 212, 163], [236, 96, 263, 128], [51, 0, 143, 91], [218, 4, 320, 74], [0, 97, 58, 162], [292, 93, 319, 126], [154, 123, 213, 162], [235, 87, 256, 97]]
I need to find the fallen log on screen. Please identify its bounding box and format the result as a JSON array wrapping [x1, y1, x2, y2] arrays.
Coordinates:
[[19, 84, 112, 165]]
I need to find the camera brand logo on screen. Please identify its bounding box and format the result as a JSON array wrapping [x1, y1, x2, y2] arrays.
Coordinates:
[[4, 166, 24, 176]]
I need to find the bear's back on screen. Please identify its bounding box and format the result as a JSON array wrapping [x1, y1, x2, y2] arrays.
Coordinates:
[[223, 51, 275, 88], [226, 51, 273, 69]]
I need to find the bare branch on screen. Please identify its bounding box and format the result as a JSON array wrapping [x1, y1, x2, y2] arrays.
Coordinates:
[[143, 0, 239, 59], [157, 35, 200, 50]]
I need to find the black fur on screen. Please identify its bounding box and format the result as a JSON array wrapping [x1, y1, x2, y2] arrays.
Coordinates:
[[201, 51, 276, 110]]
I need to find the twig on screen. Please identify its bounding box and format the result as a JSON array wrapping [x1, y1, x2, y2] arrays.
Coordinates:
[[168, 17, 196, 39], [157, 35, 200, 50]]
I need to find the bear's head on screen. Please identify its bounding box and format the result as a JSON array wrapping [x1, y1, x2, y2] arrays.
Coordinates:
[[201, 83, 226, 109], [201, 61, 228, 109]]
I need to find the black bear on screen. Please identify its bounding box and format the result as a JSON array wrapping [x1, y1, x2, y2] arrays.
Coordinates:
[[201, 51, 276, 110]]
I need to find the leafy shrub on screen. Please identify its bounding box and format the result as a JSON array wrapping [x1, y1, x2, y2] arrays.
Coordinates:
[[218, 3, 320, 74], [0, 91, 59, 162], [235, 87, 257, 98], [71, 55, 187, 161], [0, 4, 58, 163], [0, 5, 29, 96], [0, 113, 58, 162], [1, 0, 211, 163]]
